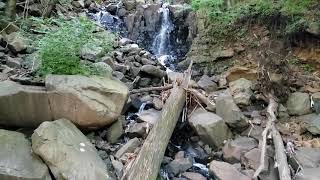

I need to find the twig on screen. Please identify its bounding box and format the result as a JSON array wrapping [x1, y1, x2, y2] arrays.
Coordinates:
[[187, 88, 215, 112]]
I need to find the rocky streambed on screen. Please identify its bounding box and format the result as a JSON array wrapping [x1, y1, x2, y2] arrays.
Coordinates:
[[1, 0, 320, 180]]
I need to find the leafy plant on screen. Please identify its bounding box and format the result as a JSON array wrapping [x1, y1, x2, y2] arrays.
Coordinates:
[[37, 17, 114, 76], [302, 64, 313, 72]]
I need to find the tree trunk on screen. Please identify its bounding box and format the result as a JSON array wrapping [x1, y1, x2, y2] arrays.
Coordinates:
[[126, 86, 186, 180], [125, 63, 192, 180], [6, 0, 17, 20]]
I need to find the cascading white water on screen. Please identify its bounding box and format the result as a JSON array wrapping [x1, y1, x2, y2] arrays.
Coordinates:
[[152, 3, 175, 70]]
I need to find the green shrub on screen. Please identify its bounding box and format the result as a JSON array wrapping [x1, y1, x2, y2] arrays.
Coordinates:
[[191, 0, 317, 38], [37, 17, 114, 76]]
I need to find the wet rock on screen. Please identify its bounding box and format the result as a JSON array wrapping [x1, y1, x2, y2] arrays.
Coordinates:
[[5, 32, 28, 53], [32, 119, 114, 180], [6, 56, 22, 68], [197, 75, 218, 93], [0, 80, 52, 127], [222, 136, 258, 163], [189, 108, 232, 149], [312, 92, 320, 114], [286, 92, 311, 115], [229, 78, 253, 106], [46, 75, 128, 128], [137, 108, 161, 124], [174, 151, 185, 159], [127, 122, 148, 138], [141, 65, 166, 78], [225, 66, 258, 82], [181, 172, 206, 180], [216, 92, 249, 129], [209, 160, 251, 180], [305, 115, 320, 135], [0, 129, 51, 180], [295, 167, 320, 180], [242, 148, 268, 171], [115, 137, 140, 159], [166, 157, 193, 176], [106, 117, 124, 143]]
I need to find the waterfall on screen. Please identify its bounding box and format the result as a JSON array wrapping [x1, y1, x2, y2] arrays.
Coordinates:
[[152, 3, 175, 70]]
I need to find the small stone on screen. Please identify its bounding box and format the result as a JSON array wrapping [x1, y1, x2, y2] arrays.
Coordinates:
[[111, 156, 124, 178], [119, 38, 133, 46], [174, 151, 185, 159], [127, 122, 148, 138], [115, 138, 140, 159], [312, 92, 320, 114], [305, 115, 320, 135], [101, 56, 114, 68], [138, 108, 161, 124], [197, 75, 218, 93], [141, 58, 156, 65], [222, 136, 258, 163], [286, 92, 312, 115], [92, 62, 113, 77], [5, 32, 28, 53], [106, 117, 124, 143], [209, 160, 251, 180], [113, 71, 125, 81], [152, 97, 163, 110], [242, 148, 268, 171], [166, 157, 192, 175], [141, 65, 166, 78], [6, 56, 21, 68], [181, 172, 206, 180], [229, 78, 253, 106]]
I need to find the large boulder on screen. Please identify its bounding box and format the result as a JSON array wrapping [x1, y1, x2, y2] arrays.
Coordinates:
[[46, 75, 128, 128], [0, 129, 51, 180], [32, 119, 114, 180], [222, 136, 258, 163], [290, 147, 320, 169], [0, 80, 52, 127], [209, 160, 251, 180], [225, 66, 258, 82], [286, 92, 312, 115], [189, 109, 232, 149], [229, 78, 253, 106], [216, 92, 249, 129]]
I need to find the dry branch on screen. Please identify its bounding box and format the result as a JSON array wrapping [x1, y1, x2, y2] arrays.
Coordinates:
[[187, 88, 215, 111], [130, 85, 173, 94], [253, 94, 291, 180]]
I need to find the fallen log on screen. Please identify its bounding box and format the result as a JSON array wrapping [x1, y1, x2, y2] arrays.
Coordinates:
[[130, 85, 173, 94], [253, 94, 291, 180], [124, 63, 192, 180]]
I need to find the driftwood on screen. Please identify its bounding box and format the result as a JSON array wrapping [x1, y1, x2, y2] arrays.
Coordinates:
[[253, 94, 291, 180], [130, 85, 173, 94], [124, 64, 192, 180], [187, 88, 215, 111]]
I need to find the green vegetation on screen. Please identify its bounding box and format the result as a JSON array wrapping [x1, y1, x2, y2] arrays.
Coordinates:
[[191, 0, 317, 38], [36, 17, 114, 76]]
